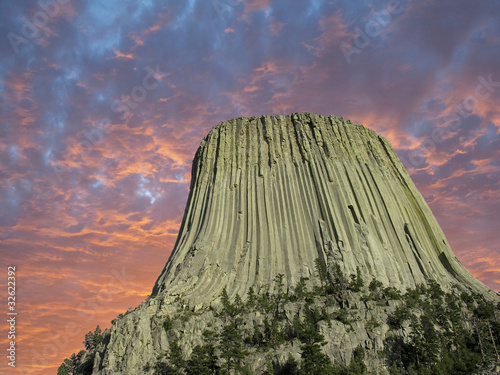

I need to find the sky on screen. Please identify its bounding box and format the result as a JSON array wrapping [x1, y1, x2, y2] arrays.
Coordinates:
[[0, 0, 499, 373]]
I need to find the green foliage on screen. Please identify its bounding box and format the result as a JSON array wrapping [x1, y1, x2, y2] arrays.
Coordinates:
[[293, 277, 309, 301], [293, 304, 339, 375], [331, 264, 349, 292], [186, 344, 218, 375], [347, 346, 367, 375], [275, 354, 300, 375], [368, 279, 383, 292], [426, 280, 444, 300], [58, 351, 89, 375], [273, 273, 287, 319], [153, 361, 178, 375], [365, 316, 381, 330], [248, 322, 264, 346], [404, 286, 423, 308], [83, 325, 103, 352], [383, 286, 402, 300], [474, 298, 495, 320], [168, 340, 185, 373], [368, 279, 383, 300], [57, 358, 74, 375], [164, 316, 173, 331], [246, 286, 256, 308], [234, 293, 244, 314], [300, 341, 334, 375], [257, 291, 274, 314], [334, 308, 351, 325], [263, 317, 283, 348], [461, 291, 475, 308], [385, 286, 499, 375], [315, 258, 329, 295], [221, 288, 236, 318], [220, 320, 248, 374], [349, 267, 364, 292], [68, 265, 499, 375], [387, 305, 411, 330]]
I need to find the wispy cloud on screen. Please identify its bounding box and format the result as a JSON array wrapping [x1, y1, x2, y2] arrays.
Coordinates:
[[0, 0, 499, 373]]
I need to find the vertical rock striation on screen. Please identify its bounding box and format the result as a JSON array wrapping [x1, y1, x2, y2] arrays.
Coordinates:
[[152, 113, 492, 303], [90, 113, 498, 374]]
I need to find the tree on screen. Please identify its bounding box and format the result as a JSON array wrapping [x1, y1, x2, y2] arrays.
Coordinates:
[[315, 258, 328, 296], [234, 293, 244, 315], [221, 288, 237, 318], [246, 286, 256, 308], [57, 357, 75, 375], [154, 361, 177, 375], [300, 341, 333, 375], [369, 279, 383, 300], [168, 340, 185, 374], [295, 306, 334, 375], [263, 317, 282, 348], [251, 323, 264, 346], [274, 273, 287, 319], [58, 351, 89, 375], [220, 320, 248, 374], [387, 306, 411, 330], [201, 330, 220, 374], [347, 346, 367, 375], [276, 354, 299, 375], [331, 264, 349, 306], [83, 325, 103, 352], [293, 277, 308, 301], [187, 345, 215, 375], [349, 267, 364, 292], [164, 316, 173, 331]]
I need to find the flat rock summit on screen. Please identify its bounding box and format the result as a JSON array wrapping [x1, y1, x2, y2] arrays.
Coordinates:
[[81, 113, 498, 374]]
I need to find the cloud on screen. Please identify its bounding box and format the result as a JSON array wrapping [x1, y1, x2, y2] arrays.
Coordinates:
[[0, 0, 499, 373]]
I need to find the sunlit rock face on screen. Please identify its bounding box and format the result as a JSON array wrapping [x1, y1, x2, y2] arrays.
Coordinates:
[[152, 112, 492, 303], [91, 113, 497, 374]]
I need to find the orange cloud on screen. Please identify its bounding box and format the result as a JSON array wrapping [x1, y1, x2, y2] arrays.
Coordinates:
[[113, 50, 135, 59]]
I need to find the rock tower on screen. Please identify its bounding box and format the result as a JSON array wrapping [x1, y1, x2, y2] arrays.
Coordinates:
[[152, 113, 491, 302], [88, 113, 498, 374]]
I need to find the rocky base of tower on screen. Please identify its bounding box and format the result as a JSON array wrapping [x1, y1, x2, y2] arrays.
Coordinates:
[[73, 272, 499, 375]]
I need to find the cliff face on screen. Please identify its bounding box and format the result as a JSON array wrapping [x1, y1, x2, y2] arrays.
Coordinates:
[[152, 113, 491, 303], [89, 113, 498, 374]]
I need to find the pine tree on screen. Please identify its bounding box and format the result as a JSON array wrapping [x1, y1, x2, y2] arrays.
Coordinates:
[[221, 288, 237, 318], [300, 341, 333, 375], [315, 259, 328, 296], [83, 325, 103, 351], [294, 277, 308, 301], [276, 354, 300, 375], [349, 266, 364, 292], [220, 320, 248, 374], [168, 340, 185, 374], [246, 286, 256, 308], [186, 345, 213, 375], [274, 273, 286, 319], [202, 330, 220, 374], [347, 346, 367, 374], [57, 357, 74, 375]]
